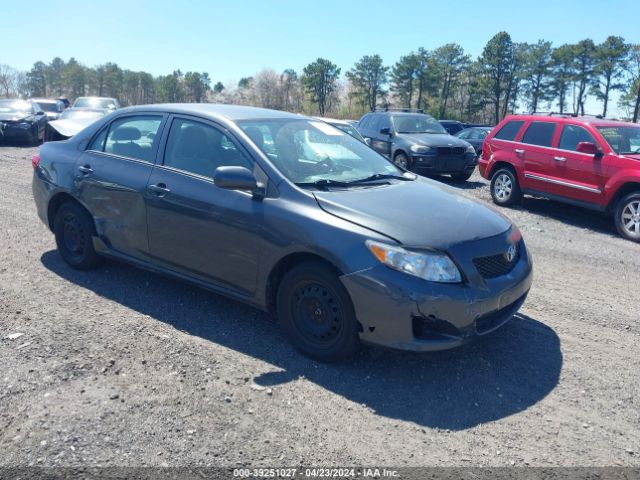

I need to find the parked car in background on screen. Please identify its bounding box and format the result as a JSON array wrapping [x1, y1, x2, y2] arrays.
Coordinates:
[[29, 98, 65, 121], [313, 117, 368, 143], [455, 126, 492, 155], [480, 113, 640, 242], [57, 97, 71, 109], [439, 120, 466, 135], [72, 96, 120, 110], [357, 109, 477, 181], [0, 99, 47, 145], [46, 107, 111, 141], [32, 104, 532, 361]]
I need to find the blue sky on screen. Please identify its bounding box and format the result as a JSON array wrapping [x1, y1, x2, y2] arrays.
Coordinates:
[[3, 0, 640, 113]]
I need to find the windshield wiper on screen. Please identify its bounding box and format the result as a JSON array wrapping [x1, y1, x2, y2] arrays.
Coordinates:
[[294, 179, 353, 190], [348, 173, 415, 184]]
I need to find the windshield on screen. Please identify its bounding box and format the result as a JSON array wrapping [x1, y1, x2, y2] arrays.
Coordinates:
[[597, 126, 640, 154], [391, 114, 446, 134], [0, 100, 32, 114], [60, 109, 107, 120], [73, 98, 117, 109], [330, 123, 365, 142], [238, 119, 404, 185], [37, 102, 61, 112]]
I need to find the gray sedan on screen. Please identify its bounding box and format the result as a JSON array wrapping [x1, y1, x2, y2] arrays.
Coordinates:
[[32, 104, 532, 361]]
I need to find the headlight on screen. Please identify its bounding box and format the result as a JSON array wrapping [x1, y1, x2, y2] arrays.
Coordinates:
[[16, 122, 32, 129], [366, 240, 462, 283], [410, 144, 434, 154], [466, 145, 476, 154]]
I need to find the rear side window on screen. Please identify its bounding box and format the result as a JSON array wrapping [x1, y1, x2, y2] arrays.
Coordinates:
[[559, 125, 597, 151], [358, 115, 371, 130], [521, 121, 556, 147], [91, 115, 163, 163], [494, 120, 524, 141]]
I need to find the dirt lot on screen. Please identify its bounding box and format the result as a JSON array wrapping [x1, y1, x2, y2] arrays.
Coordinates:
[[0, 145, 639, 468]]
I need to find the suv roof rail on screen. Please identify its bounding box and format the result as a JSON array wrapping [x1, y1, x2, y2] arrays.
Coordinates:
[[515, 111, 612, 120], [374, 108, 424, 113]]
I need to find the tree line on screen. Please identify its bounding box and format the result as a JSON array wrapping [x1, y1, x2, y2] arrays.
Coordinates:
[[1, 31, 640, 123]]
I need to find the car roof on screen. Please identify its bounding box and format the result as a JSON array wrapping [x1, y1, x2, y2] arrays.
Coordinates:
[[115, 103, 305, 121], [504, 113, 634, 128], [30, 98, 61, 104]]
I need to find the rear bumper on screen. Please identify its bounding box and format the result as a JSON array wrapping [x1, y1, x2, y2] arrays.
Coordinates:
[[341, 235, 533, 352]]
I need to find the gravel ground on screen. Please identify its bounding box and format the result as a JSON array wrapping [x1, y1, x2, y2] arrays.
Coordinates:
[[0, 145, 639, 468]]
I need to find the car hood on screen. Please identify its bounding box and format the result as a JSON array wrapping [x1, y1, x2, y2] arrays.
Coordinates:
[[47, 118, 95, 137], [401, 133, 469, 148], [313, 178, 511, 249], [0, 113, 29, 122]]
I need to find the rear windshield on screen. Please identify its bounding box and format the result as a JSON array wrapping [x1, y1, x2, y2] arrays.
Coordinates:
[[597, 126, 640, 155], [494, 120, 524, 141]]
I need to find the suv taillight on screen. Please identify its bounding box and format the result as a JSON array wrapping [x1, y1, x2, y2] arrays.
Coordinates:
[[31, 154, 41, 169]]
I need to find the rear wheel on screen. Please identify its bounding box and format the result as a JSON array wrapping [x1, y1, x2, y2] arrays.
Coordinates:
[[276, 261, 360, 362], [490, 167, 522, 206], [614, 192, 640, 242], [53, 202, 101, 269]]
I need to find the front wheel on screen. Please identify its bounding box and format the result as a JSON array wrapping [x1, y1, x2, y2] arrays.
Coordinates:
[[276, 262, 360, 362], [393, 152, 410, 170], [614, 192, 640, 242], [53, 202, 101, 269], [490, 168, 522, 206]]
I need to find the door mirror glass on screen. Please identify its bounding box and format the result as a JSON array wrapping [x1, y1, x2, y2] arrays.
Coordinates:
[[213, 166, 259, 192], [576, 141, 601, 156]]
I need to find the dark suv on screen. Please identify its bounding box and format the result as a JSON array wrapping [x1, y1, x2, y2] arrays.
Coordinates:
[[357, 110, 477, 181], [480, 113, 640, 242]]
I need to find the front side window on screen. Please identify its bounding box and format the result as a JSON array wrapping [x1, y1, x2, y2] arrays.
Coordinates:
[[237, 118, 403, 185], [391, 114, 446, 134], [597, 125, 640, 155], [494, 120, 524, 141], [163, 118, 252, 178], [559, 125, 597, 152], [90, 115, 162, 163], [456, 129, 471, 139], [521, 121, 556, 147]]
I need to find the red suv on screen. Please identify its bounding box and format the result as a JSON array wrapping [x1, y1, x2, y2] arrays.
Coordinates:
[[479, 114, 640, 242]]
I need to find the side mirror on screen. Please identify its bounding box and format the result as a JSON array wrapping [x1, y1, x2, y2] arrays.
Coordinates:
[[379, 127, 391, 136], [576, 141, 603, 158], [213, 166, 264, 196], [364, 138, 371, 146], [37, 110, 45, 116]]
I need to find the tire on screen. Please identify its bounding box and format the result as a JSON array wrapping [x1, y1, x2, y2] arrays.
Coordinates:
[[451, 170, 474, 182], [53, 202, 101, 270], [490, 167, 522, 206], [393, 152, 410, 170], [276, 261, 360, 362], [614, 192, 640, 242]]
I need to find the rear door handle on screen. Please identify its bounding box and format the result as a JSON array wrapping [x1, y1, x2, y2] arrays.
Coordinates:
[[78, 165, 93, 175], [148, 183, 171, 196], [553, 156, 567, 162]]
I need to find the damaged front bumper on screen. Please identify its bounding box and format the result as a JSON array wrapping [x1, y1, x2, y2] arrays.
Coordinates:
[[340, 237, 533, 351]]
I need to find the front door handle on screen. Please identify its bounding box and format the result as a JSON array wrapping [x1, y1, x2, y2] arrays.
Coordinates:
[[514, 149, 525, 155], [148, 183, 171, 196], [553, 156, 567, 162], [78, 165, 93, 175]]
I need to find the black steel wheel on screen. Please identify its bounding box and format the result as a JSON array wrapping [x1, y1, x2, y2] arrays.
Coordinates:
[[53, 202, 101, 269], [277, 261, 359, 362]]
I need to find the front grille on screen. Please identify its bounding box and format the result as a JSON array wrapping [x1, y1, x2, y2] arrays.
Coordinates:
[[437, 146, 466, 156], [473, 245, 520, 279]]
